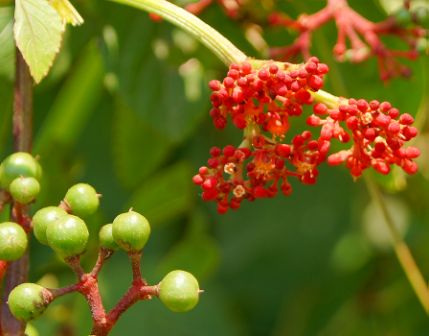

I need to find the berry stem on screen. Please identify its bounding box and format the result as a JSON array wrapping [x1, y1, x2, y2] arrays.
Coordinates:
[[110, 0, 247, 65], [90, 249, 113, 278], [311, 89, 346, 108], [364, 175, 429, 314], [0, 261, 8, 281], [65, 256, 86, 279], [49, 284, 80, 298], [106, 284, 159, 333], [129, 252, 143, 283], [13, 49, 33, 152], [0, 190, 11, 213], [0, 48, 33, 336], [79, 275, 107, 335]]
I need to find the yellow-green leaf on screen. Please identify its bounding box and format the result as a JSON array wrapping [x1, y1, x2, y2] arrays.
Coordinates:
[[49, 0, 83, 26], [14, 0, 65, 83], [0, 7, 14, 79]]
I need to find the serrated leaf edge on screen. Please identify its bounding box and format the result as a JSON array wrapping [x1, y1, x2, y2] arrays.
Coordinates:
[[13, 0, 65, 83]]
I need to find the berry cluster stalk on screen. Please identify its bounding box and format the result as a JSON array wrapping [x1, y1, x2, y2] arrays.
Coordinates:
[[114, 0, 429, 314], [111, 0, 247, 65], [364, 176, 429, 313], [0, 49, 33, 335]]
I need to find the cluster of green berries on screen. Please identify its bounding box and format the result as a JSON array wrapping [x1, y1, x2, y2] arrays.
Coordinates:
[[0, 152, 42, 204], [1, 152, 200, 323]]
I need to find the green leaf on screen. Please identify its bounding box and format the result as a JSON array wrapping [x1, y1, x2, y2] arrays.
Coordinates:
[[127, 161, 194, 226], [0, 7, 14, 79], [34, 42, 104, 153], [0, 81, 12, 157], [156, 234, 219, 280], [157, 209, 220, 280], [48, 0, 84, 26], [113, 100, 173, 188], [113, 16, 209, 144], [14, 0, 65, 83]]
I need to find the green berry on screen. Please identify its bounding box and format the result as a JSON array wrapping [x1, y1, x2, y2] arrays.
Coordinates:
[[0, 152, 41, 190], [46, 214, 89, 258], [394, 7, 412, 25], [99, 224, 119, 250], [9, 177, 41, 204], [112, 211, 151, 252], [32, 207, 67, 245], [64, 183, 100, 217], [8, 283, 51, 321], [0, 222, 28, 261], [159, 270, 200, 313]]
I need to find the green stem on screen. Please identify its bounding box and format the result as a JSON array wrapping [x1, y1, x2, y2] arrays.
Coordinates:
[[364, 175, 429, 314], [311, 89, 346, 108], [111, 0, 247, 65]]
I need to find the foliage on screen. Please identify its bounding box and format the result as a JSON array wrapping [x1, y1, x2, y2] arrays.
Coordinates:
[[0, 0, 428, 335]]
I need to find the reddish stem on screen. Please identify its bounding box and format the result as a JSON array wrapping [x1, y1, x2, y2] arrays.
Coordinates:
[[105, 284, 159, 334], [129, 252, 143, 283], [90, 249, 113, 278], [0, 47, 33, 336], [0, 261, 9, 282], [59, 250, 159, 335], [269, 0, 423, 79], [79, 274, 108, 335]]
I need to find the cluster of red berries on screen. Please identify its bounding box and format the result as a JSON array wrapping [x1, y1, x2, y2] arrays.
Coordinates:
[[208, 58, 328, 133], [193, 59, 420, 213], [307, 99, 420, 177]]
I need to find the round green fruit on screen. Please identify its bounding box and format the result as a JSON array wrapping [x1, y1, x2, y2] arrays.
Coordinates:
[[112, 211, 150, 252], [32, 206, 67, 245], [9, 177, 41, 204], [46, 214, 89, 258], [0, 222, 28, 261], [8, 283, 51, 321], [159, 270, 200, 312], [99, 224, 119, 250], [394, 7, 412, 25], [0, 152, 41, 190], [64, 183, 99, 217]]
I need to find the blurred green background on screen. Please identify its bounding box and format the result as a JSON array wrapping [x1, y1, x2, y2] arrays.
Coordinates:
[[1, 0, 429, 335]]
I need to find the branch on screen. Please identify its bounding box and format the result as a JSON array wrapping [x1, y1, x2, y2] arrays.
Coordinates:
[[0, 47, 33, 336]]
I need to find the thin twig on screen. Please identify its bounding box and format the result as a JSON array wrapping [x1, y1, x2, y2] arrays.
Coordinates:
[[0, 47, 33, 336], [90, 249, 113, 278], [364, 174, 429, 314]]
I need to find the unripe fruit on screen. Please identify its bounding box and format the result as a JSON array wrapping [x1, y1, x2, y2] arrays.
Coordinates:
[[0, 152, 41, 189], [112, 211, 150, 252], [159, 270, 200, 312], [64, 183, 99, 217], [32, 207, 67, 245], [394, 7, 412, 25], [99, 224, 119, 250], [9, 177, 41, 204], [46, 214, 89, 258], [8, 283, 51, 321], [0, 222, 28, 261]]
